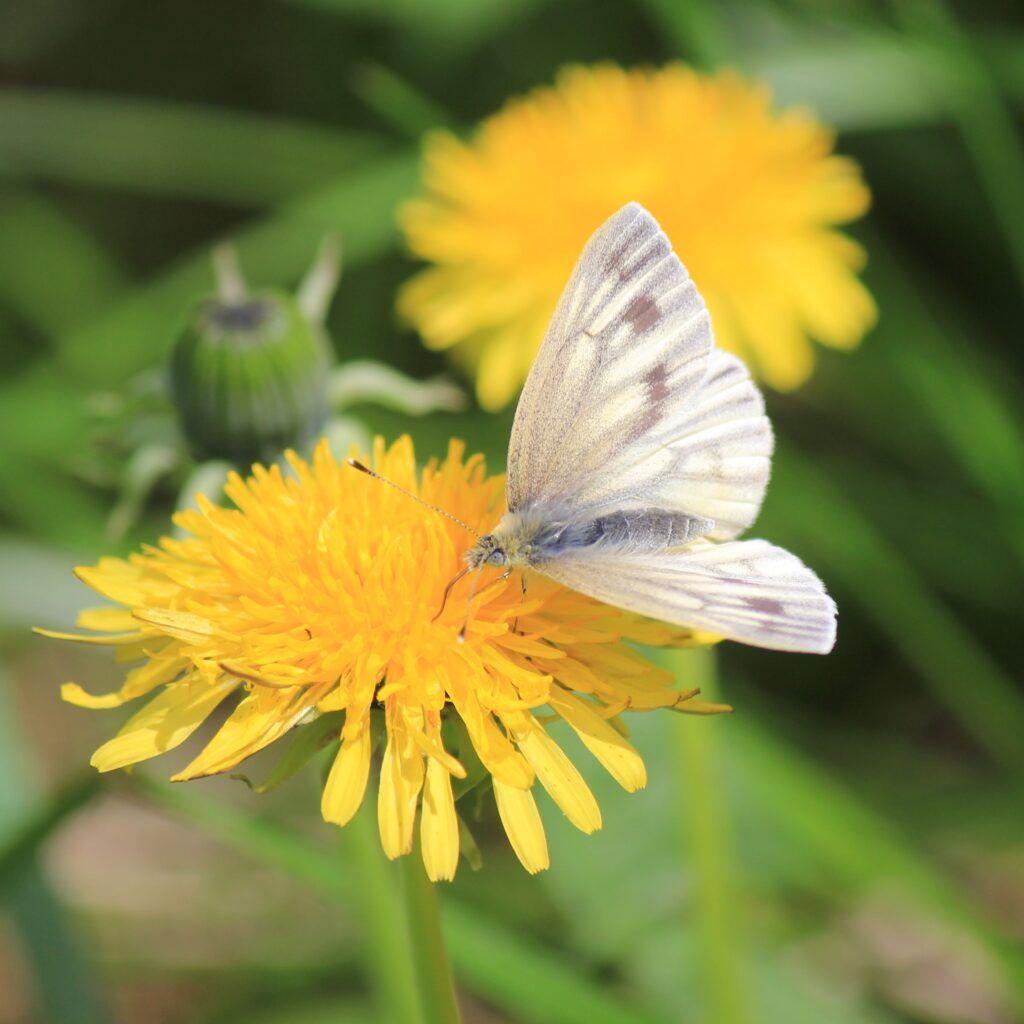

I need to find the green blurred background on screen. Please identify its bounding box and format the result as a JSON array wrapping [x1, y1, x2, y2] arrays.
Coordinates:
[[2, 1, 1023, 1022]]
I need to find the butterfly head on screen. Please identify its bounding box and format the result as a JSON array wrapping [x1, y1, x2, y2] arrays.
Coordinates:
[[465, 533, 506, 569]]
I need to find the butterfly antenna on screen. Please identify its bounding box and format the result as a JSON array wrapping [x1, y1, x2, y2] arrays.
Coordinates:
[[346, 459, 480, 538]]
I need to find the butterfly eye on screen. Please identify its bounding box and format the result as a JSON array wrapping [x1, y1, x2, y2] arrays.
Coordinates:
[[490, 550, 506, 566]]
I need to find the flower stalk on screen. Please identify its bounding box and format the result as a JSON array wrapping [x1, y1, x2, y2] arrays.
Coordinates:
[[671, 646, 751, 1024], [346, 803, 427, 1024], [400, 841, 462, 1024]]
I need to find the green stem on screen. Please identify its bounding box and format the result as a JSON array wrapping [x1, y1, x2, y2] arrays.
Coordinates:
[[671, 647, 750, 1024], [345, 804, 426, 1024], [400, 843, 462, 1024]]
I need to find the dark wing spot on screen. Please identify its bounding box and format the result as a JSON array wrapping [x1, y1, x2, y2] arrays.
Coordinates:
[[622, 361, 672, 444], [644, 361, 671, 404], [625, 295, 660, 334], [743, 595, 785, 616]]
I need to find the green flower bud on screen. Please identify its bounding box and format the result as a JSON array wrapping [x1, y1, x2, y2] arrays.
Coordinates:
[[170, 243, 338, 466]]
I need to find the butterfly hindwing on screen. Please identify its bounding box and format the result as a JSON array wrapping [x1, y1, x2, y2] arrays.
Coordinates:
[[650, 349, 773, 540], [535, 539, 836, 655]]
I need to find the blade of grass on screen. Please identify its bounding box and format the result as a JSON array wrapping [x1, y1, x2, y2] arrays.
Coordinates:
[[727, 709, 1024, 1006], [804, 457, 1017, 608], [767, 441, 1024, 777], [56, 149, 419, 385], [646, 0, 1024, 134], [866, 236, 1024, 534], [639, 0, 732, 69], [440, 899, 663, 1024], [0, 88, 385, 205], [893, 0, 1024, 287], [536, 712, 902, 1024], [129, 773, 664, 1024], [278, 0, 544, 47], [749, 29, 947, 130], [0, 772, 101, 888], [350, 63, 456, 140], [0, 189, 125, 336], [4, 863, 109, 1024], [786, 235, 1024, 570], [0, 667, 108, 1024]]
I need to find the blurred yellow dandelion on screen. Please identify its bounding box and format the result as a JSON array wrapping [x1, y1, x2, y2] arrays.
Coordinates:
[[399, 63, 876, 409], [39, 437, 725, 878]]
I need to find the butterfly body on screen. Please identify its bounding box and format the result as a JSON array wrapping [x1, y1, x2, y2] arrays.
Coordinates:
[[463, 202, 836, 655], [468, 507, 714, 570]]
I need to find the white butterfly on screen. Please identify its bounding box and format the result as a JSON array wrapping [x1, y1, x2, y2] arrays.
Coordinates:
[[462, 202, 837, 654]]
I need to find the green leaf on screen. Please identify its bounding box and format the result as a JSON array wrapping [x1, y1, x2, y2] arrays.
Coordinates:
[[866, 237, 1024, 531], [640, 0, 733, 69], [0, 189, 125, 336], [222, 997, 375, 1024], [0, 88, 385, 205], [344, 804, 429, 1024], [4, 863, 109, 1024]]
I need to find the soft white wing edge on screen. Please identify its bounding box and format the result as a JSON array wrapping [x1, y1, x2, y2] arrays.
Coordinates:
[[536, 539, 837, 655]]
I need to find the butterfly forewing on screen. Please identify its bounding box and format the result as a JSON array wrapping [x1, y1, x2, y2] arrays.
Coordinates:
[[506, 203, 771, 539], [506, 203, 712, 513], [649, 349, 773, 540]]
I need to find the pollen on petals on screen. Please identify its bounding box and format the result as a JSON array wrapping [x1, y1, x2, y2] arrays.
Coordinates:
[[43, 435, 722, 877]]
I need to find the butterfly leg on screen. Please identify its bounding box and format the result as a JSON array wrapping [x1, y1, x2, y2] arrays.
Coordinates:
[[457, 568, 513, 641], [510, 573, 529, 634]]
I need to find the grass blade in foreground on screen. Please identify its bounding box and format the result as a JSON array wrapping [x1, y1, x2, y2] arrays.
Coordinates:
[[0, 668, 108, 1024]]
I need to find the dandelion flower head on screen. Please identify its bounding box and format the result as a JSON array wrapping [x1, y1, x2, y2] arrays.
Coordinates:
[[41, 437, 724, 878], [399, 63, 876, 409]]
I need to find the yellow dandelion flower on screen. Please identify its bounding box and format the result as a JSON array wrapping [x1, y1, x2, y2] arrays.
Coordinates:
[[399, 63, 876, 409], [39, 436, 725, 879]]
